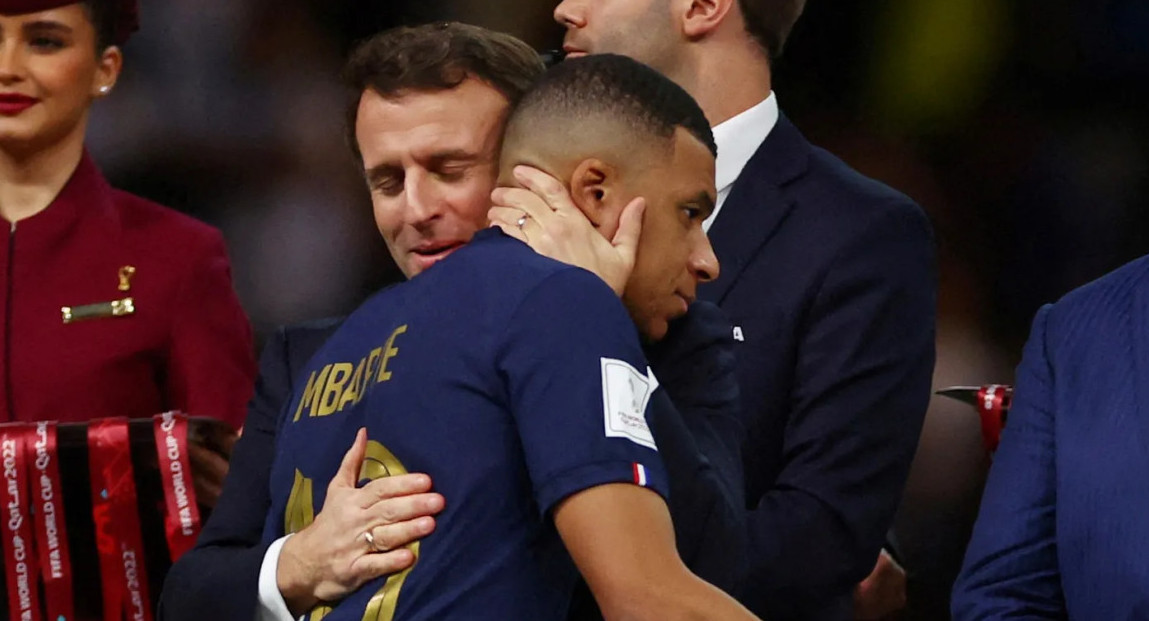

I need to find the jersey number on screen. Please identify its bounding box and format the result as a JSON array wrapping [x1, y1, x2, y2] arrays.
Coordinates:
[[284, 440, 421, 621]]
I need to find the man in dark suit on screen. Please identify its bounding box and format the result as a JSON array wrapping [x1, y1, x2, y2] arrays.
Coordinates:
[[160, 24, 746, 619], [544, 0, 937, 618], [952, 254, 1149, 620]]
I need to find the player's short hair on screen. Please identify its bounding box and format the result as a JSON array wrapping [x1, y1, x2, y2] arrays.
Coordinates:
[[507, 54, 716, 158], [737, 0, 806, 62], [342, 22, 546, 162]]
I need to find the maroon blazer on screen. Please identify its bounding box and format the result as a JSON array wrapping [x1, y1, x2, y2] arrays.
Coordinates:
[[0, 152, 256, 427]]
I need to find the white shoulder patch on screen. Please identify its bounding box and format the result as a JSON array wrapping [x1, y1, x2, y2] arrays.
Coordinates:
[[600, 357, 658, 451]]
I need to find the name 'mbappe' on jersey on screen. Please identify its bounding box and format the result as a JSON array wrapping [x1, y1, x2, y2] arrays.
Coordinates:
[[291, 324, 408, 422]]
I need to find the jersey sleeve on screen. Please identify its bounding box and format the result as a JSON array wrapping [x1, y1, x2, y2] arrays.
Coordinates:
[[496, 268, 669, 517]]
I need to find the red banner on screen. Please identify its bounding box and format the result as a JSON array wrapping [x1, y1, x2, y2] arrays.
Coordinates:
[[0, 424, 41, 621], [89, 418, 152, 621], [153, 412, 202, 561], [30, 422, 73, 621]]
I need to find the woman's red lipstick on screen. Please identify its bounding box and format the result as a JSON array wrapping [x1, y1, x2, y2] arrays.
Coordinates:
[[0, 94, 39, 116]]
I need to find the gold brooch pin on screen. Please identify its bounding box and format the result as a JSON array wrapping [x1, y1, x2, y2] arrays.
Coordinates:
[[61, 298, 135, 323], [61, 266, 138, 324], [118, 265, 136, 292]]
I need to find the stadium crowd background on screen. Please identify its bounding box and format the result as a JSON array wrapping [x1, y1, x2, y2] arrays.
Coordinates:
[[85, 1, 1149, 617]]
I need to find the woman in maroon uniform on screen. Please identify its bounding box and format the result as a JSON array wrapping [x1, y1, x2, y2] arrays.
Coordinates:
[[0, 0, 255, 496]]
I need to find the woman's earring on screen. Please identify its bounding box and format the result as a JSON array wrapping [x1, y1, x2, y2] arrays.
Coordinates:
[[99, 85, 111, 95]]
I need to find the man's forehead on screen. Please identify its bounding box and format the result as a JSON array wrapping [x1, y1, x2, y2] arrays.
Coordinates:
[[359, 79, 509, 118], [356, 85, 508, 165]]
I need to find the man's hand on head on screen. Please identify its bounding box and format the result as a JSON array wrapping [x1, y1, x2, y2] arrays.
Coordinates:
[[488, 165, 644, 296], [277, 429, 445, 615]]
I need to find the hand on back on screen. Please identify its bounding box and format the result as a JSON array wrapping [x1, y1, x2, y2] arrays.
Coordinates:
[[275, 429, 444, 615]]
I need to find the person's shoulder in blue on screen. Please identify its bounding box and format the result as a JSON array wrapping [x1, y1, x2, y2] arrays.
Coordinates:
[[952, 253, 1149, 620]]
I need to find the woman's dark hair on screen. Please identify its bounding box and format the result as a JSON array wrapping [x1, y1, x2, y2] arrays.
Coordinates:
[[82, 0, 119, 50]]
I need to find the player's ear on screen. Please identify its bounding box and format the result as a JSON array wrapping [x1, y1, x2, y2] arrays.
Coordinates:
[[569, 158, 622, 230], [676, 0, 735, 39]]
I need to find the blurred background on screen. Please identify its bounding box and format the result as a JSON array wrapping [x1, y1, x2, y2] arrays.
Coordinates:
[[88, 1, 1149, 618]]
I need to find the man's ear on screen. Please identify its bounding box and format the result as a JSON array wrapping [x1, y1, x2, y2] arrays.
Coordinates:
[[675, 0, 736, 40], [570, 158, 620, 230]]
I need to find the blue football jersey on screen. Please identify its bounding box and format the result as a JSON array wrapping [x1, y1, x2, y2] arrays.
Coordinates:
[[264, 229, 669, 621]]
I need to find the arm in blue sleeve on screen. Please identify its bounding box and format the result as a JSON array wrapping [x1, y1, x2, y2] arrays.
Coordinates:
[[951, 305, 1065, 620]]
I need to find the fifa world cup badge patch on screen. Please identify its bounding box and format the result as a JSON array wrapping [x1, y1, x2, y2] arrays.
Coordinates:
[[599, 358, 658, 450]]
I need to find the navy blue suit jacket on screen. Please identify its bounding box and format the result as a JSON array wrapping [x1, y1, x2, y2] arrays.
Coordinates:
[[952, 254, 1149, 620], [702, 116, 936, 619], [159, 302, 746, 620]]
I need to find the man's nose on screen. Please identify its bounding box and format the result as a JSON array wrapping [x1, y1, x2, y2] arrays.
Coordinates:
[[554, 0, 585, 29], [690, 231, 720, 283], [403, 171, 445, 227]]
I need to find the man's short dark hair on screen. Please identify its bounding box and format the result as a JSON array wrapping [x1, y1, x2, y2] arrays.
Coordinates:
[[509, 54, 716, 158], [738, 0, 806, 62], [342, 22, 546, 162]]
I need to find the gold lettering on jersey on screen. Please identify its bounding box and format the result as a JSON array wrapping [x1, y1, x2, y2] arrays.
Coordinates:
[[364, 348, 383, 385], [293, 365, 332, 422], [352, 353, 374, 407], [338, 358, 367, 412], [317, 363, 355, 417], [281, 441, 417, 621], [360, 440, 419, 621], [283, 470, 333, 621], [284, 469, 314, 535], [376, 325, 407, 383], [292, 324, 409, 421]]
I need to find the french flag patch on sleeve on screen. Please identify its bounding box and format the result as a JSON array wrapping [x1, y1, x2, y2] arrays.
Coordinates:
[[632, 462, 649, 487]]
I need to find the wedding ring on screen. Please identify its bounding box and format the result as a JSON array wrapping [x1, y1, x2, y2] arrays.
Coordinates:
[[516, 214, 529, 229], [363, 530, 378, 552]]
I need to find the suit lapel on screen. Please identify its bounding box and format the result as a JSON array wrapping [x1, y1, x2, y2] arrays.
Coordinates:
[[700, 115, 811, 303]]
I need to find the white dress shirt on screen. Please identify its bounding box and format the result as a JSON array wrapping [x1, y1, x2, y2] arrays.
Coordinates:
[[703, 92, 780, 233], [258, 535, 297, 621]]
